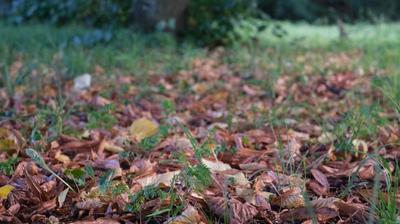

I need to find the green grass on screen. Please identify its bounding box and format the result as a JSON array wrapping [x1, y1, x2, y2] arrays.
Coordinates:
[[0, 24, 205, 79]]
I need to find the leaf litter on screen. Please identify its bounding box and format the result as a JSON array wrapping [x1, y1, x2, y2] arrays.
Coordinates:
[[0, 49, 398, 223]]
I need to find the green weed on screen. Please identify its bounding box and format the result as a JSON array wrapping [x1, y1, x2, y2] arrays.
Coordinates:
[[86, 104, 117, 130], [0, 156, 19, 176]]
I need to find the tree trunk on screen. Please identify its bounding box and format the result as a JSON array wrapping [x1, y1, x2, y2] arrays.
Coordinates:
[[132, 0, 189, 32]]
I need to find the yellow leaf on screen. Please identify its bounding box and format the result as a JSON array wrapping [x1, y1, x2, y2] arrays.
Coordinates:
[[0, 185, 15, 199], [0, 127, 17, 152], [129, 118, 158, 141], [0, 139, 17, 152]]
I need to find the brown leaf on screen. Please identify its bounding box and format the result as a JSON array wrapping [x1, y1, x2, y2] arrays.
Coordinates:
[[205, 196, 258, 224], [201, 158, 232, 172], [281, 206, 338, 222], [205, 195, 227, 217], [136, 171, 180, 187], [271, 187, 305, 209], [359, 164, 375, 180], [7, 203, 20, 215], [76, 199, 104, 210], [229, 198, 258, 224], [333, 201, 370, 222], [311, 168, 329, 188], [70, 218, 120, 224], [164, 205, 204, 224], [307, 180, 328, 196], [311, 197, 341, 208]]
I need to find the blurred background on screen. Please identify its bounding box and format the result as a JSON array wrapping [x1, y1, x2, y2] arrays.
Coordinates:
[[0, 0, 399, 45]]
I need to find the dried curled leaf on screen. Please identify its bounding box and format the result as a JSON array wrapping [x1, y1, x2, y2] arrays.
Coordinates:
[[164, 205, 204, 224], [271, 187, 305, 209], [58, 188, 69, 208], [311, 168, 329, 188], [311, 197, 341, 208], [229, 198, 258, 224], [205, 196, 258, 224], [70, 218, 120, 224], [104, 141, 125, 153], [76, 198, 104, 210], [205, 195, 227, 218], [281, 206, 338, 222], [55, 151, 71, 165], [0, 184, 14, 199], [130, 118, 159, 141], [136, 171, 180, 188], [201, 159, 232, 172]]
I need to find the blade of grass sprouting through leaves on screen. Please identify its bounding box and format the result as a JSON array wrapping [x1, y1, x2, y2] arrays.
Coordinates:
[[26, 148, 75, 192], [99, 169, 115, 193]]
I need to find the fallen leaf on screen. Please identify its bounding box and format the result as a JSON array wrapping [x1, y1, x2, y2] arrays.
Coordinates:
[[76, 198, 104, 210], [311, 197, 341, 208], [104, 141, 125, 153], [205, 196, 258, 224], [7, 203, 20, 215], [333, 200, 370, 221], [164, 205, 203, 224], [136, 171, 180, 188], [0, 184, 14, 199], [58, 188, 69, 208], [310, 168, 329, 188], [352, 139, 368, 158], [281, 206, 338, 222], [226, 172, 249, 187], [271, 187, 305, 208], [70, 218, 120, 224], [0, 127, 18, 152], [307, 180, 328, 196], [130, 118, 159, 141], [201, 159, 232, 172], [55, 151, 71, 165]]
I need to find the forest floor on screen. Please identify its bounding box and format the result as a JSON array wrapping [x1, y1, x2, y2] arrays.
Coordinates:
[[1, 22, 400, 223]]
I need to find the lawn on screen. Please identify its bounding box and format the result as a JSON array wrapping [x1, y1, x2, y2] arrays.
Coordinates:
[[1, 22, 400, 223]]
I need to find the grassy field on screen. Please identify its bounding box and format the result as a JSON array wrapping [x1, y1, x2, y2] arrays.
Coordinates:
[[1, 22, 400, 223]]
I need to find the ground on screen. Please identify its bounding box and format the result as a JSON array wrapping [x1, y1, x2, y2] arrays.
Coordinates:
[[0, 22, 400, 223]]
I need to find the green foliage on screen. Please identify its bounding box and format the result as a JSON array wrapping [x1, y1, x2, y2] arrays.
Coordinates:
[[8, 0, 132, 27], [258, 0, 400, 22], [0, 63, 30, 99], [161, 100, 176, 116], [99, 169, 114, 193], [26, 148, 75, 191], [186, 0, 258, 45], [373, 161, 399, 224], [0, 156, 19, 176], [35, 105, 66, 142], [126, 185, 163, 212], [86, 104, 117, 130], [65, 168, 86, 186], [139, 124, 170, 151], [180, 163, 212, 192], [333, 105, 386, 154], [111, 182, 129, 197], [84, 165, 95, 179]]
